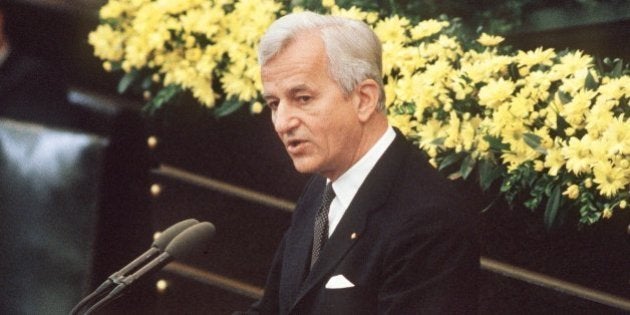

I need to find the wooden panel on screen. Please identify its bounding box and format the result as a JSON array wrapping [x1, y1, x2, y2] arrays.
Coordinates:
[[149, 173, 292, 287]]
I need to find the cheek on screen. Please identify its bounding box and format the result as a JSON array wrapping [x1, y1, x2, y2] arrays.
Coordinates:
[[321, 119, 352, 153]]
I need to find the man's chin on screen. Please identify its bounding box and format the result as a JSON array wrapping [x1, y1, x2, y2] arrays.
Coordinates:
[[291, 159, 318, 175]]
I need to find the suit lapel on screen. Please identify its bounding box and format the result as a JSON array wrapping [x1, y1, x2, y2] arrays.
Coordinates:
[[290, 132, 411, 311], [281, 177, 325, 308]]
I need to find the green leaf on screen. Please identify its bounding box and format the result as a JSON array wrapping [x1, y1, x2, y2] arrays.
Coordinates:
[[483, 135, 509, 151], [143, 84, 181, 114], [117, 69, 139, 94], [500, 178, 512, 193], [102, 18, 120, 27], [544, 178, 558, 197], [430, 137, 445, 146], [611, 59, 623, 77], [479, 159, 502, 191], [459, 155, 475, 180], [584, 71, 598, 90], [523, 133, 542, 151], [557, 91, 571, 104], [141, 76, 153, 90], [438, 152, 464, 171], [544, 186, 562, 230], [556, 114, 570, 136], [214, 98, 242, 117], [524, 197, 541, 211], [508, 63, 520, 80]]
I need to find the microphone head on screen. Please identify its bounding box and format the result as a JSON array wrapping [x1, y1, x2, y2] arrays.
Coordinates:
[[164, 222, 216, 261], [152, 218, 199, 250]]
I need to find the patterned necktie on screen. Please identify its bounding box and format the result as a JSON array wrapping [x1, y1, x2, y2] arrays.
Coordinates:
[[311, 182, 335, 269]]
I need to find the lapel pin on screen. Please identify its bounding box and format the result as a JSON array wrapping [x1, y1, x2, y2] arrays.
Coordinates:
[[351, 232, 357, 240]]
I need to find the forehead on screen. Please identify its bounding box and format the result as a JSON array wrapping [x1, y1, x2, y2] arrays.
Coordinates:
[[261, 33, 330, 89]]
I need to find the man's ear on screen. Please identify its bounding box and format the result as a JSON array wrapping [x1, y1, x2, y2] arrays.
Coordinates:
[[353, 79, 380, 123]]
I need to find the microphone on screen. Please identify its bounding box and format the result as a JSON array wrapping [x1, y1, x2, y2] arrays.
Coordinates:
[[83, 222, 216, 315], [110, 218, 200, 283], [70, 218, 199, 315]]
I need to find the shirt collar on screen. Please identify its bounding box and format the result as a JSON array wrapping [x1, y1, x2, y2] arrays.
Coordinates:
[[330, 126, 396, 209]]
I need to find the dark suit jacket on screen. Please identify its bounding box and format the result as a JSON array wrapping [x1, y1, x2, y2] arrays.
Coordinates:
[[247, 131, 479, 314]]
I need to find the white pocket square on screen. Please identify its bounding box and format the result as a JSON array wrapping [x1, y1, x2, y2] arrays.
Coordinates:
[[325, 274, 355, 289]]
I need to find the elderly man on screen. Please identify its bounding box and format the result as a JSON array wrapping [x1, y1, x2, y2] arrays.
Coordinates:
[[242, 11, 479, 314]]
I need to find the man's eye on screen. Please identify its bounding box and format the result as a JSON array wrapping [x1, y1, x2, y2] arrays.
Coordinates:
[[297, 95, 311, 103], [266, 101, 278, 110]]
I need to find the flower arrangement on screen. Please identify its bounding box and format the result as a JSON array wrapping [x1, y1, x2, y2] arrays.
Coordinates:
[[88, 0, 281, 115], [88, 0, 629, 227], [375, 17, 629, 228]]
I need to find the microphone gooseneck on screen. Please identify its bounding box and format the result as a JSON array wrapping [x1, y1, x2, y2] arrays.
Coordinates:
[[69, 218, 201, 315], [81, 221, 216, 315]]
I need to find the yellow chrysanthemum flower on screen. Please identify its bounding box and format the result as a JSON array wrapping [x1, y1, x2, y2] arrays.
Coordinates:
[[321, 0, 335, 8], [88, 24, 125, 61], [602, 207, 613, 219], [250, 101, 264, 114], [374, 16, 410, 45], [459, 118, 479, 151], [562, 184, 580, 199], [410, 19, 449, 41], [331, 5, 378, 24], [508, 94, 535, 119], [477, 33, 504, 46], [601, 115, 630, 155], [593, 161, 629, 198], [560, 89, 597, 127], [562, 136, 595, 175], [99, 0, 127, 19], [478, 78, 515, 109], [551, 50, 593, 79], [502, 146, 538, 172], [544, 147, 565, 176], [585, 100, 615, 138], [598, 76, 630, 100], [515, 47, 556, 68], [417, 119, 444, 150], [388, 114, 415, 136], [443, 111, 462, 149]]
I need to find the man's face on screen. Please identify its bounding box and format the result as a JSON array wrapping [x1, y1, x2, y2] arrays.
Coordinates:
[[261, 33, 363, 180]]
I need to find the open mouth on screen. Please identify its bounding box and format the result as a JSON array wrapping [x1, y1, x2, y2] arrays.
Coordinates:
[[287, 139, 306, 153]]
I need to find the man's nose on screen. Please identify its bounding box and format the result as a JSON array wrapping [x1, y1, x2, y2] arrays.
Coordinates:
[[273, 103, 298, 134]]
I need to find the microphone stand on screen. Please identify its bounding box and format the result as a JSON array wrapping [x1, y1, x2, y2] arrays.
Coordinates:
[[69, 218, 199, 314], [68, 280, 115, 315], [69, 220, 214, 314], [82, 252, 173, 315]]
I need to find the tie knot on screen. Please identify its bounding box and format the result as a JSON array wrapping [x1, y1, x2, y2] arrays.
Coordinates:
[[322, 182, 335, 205]]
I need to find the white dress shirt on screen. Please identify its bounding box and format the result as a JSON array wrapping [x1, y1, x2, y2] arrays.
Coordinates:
[[327, 126, 396, 237]]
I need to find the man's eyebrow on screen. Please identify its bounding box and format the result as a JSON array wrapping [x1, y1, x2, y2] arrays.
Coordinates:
[[262, 93, 276, 100], [263, 84, 311, 100], [288, 84, 310, 95]]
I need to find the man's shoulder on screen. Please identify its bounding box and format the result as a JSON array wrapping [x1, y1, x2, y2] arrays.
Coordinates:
[[386, 137, 474, 224]]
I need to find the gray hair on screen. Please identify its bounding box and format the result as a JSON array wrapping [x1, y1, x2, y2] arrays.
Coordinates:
[[258, 11, 385, 112]]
